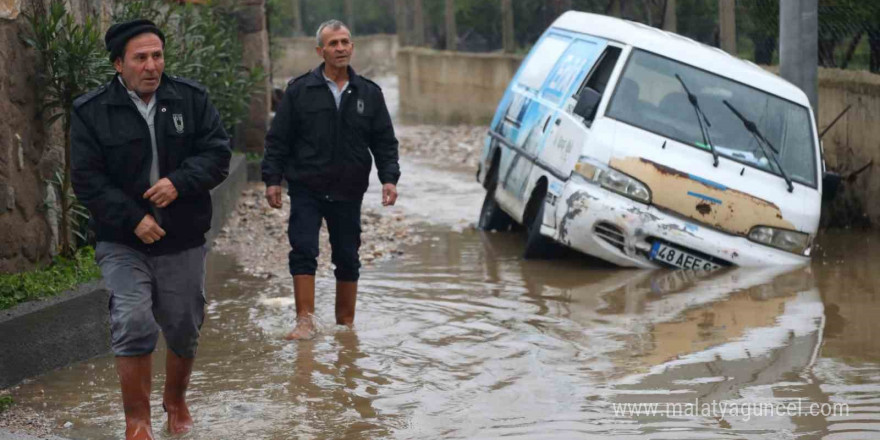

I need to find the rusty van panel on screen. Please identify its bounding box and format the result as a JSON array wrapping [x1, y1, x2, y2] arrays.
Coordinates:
[[609, 157, 795, 236]]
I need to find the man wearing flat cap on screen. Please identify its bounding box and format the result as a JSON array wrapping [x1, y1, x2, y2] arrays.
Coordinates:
[[71, 19, 230, 440]]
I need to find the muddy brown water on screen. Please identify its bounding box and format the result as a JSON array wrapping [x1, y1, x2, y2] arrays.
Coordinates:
[[7, 157, 880, 439]]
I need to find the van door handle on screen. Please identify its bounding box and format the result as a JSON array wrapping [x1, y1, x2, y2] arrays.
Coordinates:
[[555, 118, 561, 126], [542, 116, 551, 133]]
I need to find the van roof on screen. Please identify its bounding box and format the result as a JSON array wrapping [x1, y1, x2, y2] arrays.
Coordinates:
[[553, 11, 812, 108]]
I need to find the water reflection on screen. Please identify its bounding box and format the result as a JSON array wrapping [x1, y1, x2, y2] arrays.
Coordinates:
[[5, 229, 880, 439]]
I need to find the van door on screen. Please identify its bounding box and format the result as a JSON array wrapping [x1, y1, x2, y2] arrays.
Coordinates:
[[492, 34, 569, 217], [491, 32, 607, 219], [540, 44, 622, 224]]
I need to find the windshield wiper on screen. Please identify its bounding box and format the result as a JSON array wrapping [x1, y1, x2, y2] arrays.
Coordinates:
[[722, 100, 794, 193], [674, 74, 719, 167]]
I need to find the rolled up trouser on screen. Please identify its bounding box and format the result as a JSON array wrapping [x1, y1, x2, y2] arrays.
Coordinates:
[[96, 241, 207, 358], [287, 188, 362, 281]]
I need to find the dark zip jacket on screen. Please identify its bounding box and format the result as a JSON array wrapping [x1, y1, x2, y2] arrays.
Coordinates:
[[261, 65, 400, 200], [71, 73, 231, 255]]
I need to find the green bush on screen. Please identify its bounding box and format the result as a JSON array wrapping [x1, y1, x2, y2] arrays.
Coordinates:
[[0, 247, 101, 311], [114, 0, 266, 136]]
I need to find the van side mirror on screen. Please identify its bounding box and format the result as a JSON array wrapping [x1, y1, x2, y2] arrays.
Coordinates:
[[574, 88, 602, 122], [822, 171, 841, 202]]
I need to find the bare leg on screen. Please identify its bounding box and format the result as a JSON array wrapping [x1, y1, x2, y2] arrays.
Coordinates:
[[116, 355, 154, 440], [163, 351, 194, 434], [335, 281, 358, 327], [285, 275, 317, 340]]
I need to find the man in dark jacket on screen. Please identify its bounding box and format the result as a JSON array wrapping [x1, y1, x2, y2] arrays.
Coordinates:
[[71, 19, 230, 440], [262, 19, 400, 340]]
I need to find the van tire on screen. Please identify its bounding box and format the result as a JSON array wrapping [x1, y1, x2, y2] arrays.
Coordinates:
[[478, 184, 512, 232], [523, 195, 555, 259]]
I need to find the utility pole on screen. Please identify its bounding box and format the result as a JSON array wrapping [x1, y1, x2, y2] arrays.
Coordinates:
[[291, 0, 303, 37], [502, 0, 514, 53], [780, 0, 818, 111], [663, 0, 676, 32], [719, 0, 736, 55], [413, 0, 425, 47], [344, 0, 355, 34], [445, 0, 456, 50]]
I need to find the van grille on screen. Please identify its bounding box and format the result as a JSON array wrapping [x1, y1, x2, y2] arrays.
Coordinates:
[[594, 222, 625, 251]]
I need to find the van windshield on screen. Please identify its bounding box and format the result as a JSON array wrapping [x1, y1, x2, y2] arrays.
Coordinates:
[[606, 49, 817, 187]]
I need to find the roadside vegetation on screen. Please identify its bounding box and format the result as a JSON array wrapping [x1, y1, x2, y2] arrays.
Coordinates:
[[7, 0, 262, 309], [0, 247, 99, 310]]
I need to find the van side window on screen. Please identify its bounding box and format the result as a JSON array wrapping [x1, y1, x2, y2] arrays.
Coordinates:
[[573, 47, 622, 125], [517, 35, 570, 92]]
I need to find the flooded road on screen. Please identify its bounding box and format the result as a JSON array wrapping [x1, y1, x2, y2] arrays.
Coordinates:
[[8, 157, 880, 439]]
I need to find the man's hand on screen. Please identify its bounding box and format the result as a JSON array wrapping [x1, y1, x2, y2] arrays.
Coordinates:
[[266, 185, 283, 209], [134, 214, 166, 244], [382, 183, 398, 206], [143, 178, 178, 208]]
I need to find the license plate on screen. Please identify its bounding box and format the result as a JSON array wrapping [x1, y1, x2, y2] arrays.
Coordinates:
[[650, 242, 721, 271]]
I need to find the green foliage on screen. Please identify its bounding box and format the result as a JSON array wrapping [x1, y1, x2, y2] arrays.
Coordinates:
[[0, 395, 12, 413], [0, 247, 101, 311], [22, 0, 111, 258], [114, 0, 266, 135]]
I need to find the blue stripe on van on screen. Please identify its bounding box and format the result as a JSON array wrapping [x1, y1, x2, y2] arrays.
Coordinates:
[[687, 191, 723, 205], [687, 174, 727, 191]]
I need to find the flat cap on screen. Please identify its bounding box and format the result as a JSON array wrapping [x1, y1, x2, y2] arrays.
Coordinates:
[[105, 19, 165, 62]]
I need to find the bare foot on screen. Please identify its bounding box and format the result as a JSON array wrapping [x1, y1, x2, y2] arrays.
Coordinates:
[[163, 402, 193, 435], [284, 315, 317, 340]]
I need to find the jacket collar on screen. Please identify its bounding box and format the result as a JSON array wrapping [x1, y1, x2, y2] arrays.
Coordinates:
[[103, 73, 182, 106], [307, 63, 364, 89]]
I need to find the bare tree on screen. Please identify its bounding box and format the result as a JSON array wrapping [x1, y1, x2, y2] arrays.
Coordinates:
[[607, 0, 622, 18], [413, 0, 425, 46], [502, 0, 514, 53], [663, 0, 677, 32], [291, 0, 303, 36], [719, 0, 736, 54], [395, 0, 409, 45], [445, 0, 456, 50], [344, 0, 355, 34]]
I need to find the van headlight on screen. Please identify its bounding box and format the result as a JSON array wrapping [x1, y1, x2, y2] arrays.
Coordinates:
[[573, 161, 651, 204], [748, 226, 811, 255]]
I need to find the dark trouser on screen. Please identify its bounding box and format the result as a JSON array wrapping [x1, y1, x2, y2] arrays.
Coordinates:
[[288, 189, 362, 282]]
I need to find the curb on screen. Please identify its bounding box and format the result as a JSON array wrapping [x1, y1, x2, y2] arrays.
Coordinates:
[[0, 154, 246, 390]]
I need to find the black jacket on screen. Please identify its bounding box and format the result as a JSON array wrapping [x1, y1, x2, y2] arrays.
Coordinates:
[[71, 74, 231, 255], [262, 65, 400, 200]]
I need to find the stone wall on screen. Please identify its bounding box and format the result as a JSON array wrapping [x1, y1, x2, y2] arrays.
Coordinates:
[[396, 47, 522, 125], [0, 2, 55, 273], [236, 0, 270, 153], [272, 34, 398, 84]]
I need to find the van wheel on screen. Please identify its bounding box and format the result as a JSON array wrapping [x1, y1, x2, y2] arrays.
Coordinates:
[[478, 186, 512, 231], [523, 197, 555, 259]]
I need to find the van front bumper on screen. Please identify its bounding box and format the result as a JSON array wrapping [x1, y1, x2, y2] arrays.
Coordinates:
[[552, 180, 810, 268]]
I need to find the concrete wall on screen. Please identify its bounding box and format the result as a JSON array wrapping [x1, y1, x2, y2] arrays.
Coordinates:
[[815, 69, 880, 227], [272, 34, 397, 84], [396, 47, 522, 125]]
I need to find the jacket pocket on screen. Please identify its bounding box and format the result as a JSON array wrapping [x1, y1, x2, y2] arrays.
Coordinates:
[[97, 131, 148, 191]]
